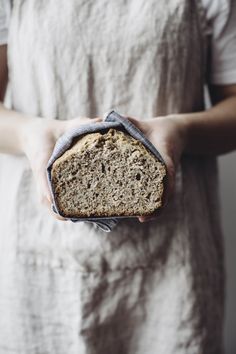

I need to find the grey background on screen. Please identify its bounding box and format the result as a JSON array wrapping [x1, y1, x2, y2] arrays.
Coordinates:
[[218, 8, 236, 354], [214, 9, 236, 354], [219, 154, 236, 354]]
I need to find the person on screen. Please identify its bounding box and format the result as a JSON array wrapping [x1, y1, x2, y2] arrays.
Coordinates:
[[0, 0, 236, 353]]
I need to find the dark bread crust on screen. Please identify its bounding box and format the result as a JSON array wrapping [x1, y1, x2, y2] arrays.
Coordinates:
[[51, 128, 166, 218]]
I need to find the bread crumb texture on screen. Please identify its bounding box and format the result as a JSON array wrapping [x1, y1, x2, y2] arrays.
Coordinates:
[[51, 128, 166, 217]]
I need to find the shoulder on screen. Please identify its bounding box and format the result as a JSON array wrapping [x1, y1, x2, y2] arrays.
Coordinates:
[[201, 0, 230, 19], [201, 0, 231, 35], [201, 0, 236, 85], [0, 0, 11, 45]]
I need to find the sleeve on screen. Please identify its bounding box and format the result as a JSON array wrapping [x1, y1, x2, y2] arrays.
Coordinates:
[[0, 0, 10, 45], [202, 0, 236, 85]]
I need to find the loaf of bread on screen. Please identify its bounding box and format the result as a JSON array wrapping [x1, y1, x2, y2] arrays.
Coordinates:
[[51, 128, 166, 218]]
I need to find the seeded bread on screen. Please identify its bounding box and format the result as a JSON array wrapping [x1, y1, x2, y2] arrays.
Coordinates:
[[51, 128, 166, 218]]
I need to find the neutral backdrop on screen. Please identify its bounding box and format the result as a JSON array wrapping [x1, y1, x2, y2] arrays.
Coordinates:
[[219, 153, 236, 354]]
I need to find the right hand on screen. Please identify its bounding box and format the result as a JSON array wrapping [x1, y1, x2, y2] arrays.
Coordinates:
[[19, 116, 103, 220]]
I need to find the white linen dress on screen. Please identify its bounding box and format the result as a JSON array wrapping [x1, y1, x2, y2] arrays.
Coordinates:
[[0, 0, 230, 353]]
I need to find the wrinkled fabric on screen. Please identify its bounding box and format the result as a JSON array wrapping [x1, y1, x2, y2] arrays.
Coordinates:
[[0, 0, 225, 353], [47, 109, 166, 232]]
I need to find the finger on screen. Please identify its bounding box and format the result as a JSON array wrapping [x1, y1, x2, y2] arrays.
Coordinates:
[[66, 116, 103, 130], [138, 216, 155, 223], [78, 116, 102, 123], [37, 151, 55, 203], [124, 116, 151, 137], [30, 137, 57, 209], [125, 116, 142, 128], [41, 195, 67, 221], [138, 214, 158, 223], [138, 207, 164, 223], [162, 156, 176, 207]]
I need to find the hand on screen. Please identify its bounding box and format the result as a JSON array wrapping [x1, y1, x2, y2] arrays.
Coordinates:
[[124, 115, 188, 223], [19, 116, 103, 220]]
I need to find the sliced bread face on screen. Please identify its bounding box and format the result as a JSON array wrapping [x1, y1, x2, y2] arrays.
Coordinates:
[[51, 128, 166, 218]]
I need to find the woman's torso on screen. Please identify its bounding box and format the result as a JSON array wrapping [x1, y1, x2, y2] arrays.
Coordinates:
[[0, 1, 224, 353]]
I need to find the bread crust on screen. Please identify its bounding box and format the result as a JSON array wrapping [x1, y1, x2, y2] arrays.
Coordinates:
[[51, 128, 166, 218]]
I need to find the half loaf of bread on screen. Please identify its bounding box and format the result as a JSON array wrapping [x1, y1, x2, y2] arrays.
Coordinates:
[[51, 128, 166, 218]]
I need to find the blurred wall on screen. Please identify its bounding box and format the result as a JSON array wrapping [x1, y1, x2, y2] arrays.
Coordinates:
[[219, 153, 236, 354]]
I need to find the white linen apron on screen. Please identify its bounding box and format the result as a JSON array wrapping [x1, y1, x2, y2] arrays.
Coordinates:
[[0, 0, 225, 353]]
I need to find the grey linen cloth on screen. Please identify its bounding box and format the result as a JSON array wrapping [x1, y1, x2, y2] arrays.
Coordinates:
[[47, 110, 165, 232]]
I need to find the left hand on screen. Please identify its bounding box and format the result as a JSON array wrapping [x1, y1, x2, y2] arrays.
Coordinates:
[[124, 114, 188, 223], [20, 116, 103, 220]]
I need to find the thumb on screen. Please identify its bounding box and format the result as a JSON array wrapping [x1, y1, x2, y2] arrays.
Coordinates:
[[158, 153, 176, 207]]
